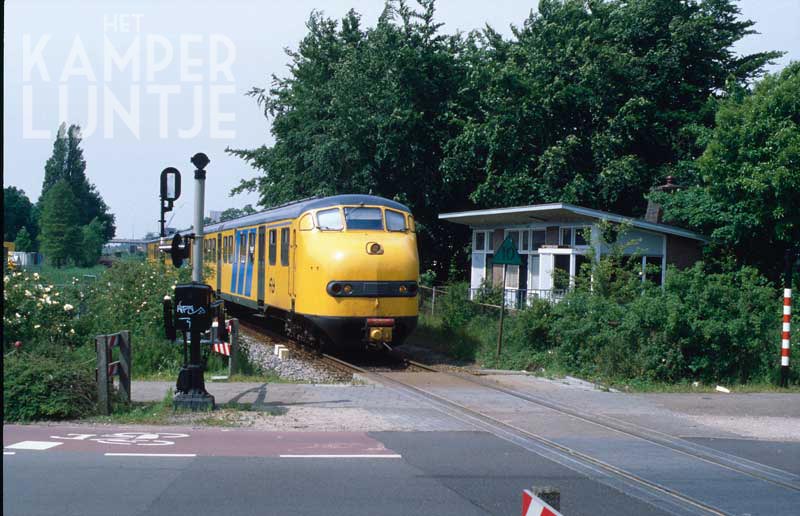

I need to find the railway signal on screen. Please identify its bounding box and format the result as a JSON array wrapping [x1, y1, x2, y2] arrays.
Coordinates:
[[159, 153, 220, 411], [159, 167, 181, 238]]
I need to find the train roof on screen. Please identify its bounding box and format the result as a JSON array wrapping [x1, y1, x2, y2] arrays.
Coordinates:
[[203, 194, 411, 233]]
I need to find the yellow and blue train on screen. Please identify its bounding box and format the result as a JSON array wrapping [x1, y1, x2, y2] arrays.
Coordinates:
[[148, 195, 419, 350]]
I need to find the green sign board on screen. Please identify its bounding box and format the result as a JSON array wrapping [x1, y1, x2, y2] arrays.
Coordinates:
[[493, 236, 521, 266]]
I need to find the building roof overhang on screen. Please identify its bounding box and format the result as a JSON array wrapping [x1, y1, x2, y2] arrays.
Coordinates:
[[438, 202, 707, 242]]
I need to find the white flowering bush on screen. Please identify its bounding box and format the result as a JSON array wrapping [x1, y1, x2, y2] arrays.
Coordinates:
[[3, 271, 85, 349]]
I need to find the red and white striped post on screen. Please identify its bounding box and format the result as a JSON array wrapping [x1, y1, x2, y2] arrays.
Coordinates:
[[780, 287, 792, 387], [780, 247, 795, 388]]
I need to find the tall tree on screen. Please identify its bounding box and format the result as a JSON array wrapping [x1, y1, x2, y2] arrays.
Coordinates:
[[230, 0, 780, 278], [4, 186, 37, 244], [657, 62, 800, 280], [442, 0, 781, 215], [13, 227, 34, 253], [39, 180, 81, 267], [230, 1, 469, 274], [79, 218, 107, 267], [40, 123, 116, 240]]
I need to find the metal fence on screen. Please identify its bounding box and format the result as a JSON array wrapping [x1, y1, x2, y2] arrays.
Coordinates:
[[419, 284, 567, 319]]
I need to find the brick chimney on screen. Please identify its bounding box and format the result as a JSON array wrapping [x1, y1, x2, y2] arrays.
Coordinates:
[[644, 176, 681, 224]]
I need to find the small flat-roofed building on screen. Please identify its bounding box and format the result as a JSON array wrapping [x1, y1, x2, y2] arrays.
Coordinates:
[[439, 203, 706, 306]]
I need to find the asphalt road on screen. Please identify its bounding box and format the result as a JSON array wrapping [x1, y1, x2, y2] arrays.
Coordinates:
[[4, 428, 673, 516], [5, 425, 799, 516]]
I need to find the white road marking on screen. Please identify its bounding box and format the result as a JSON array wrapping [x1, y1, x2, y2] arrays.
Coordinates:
[[6, 441, 63, 450], [279, 454, 402, 458], [104, 453, 196, 457], [4, 452, 16, 455]]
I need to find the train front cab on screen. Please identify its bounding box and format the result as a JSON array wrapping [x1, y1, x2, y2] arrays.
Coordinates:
[[293, 203, 419, 349]]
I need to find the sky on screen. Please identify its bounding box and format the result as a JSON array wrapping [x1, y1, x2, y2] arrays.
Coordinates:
[[4, 0, 799, 239]]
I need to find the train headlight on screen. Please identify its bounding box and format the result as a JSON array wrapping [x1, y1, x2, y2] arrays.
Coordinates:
[[398, 285, 408, 294], [343, 284, 353, 295], [331, 283, 342, 294], [367, 242, 383, 254]]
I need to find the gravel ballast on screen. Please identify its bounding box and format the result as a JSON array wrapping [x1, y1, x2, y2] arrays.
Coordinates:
[[238, 331, 346, 383]]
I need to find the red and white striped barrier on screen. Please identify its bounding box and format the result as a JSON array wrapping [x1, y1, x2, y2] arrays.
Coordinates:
[[210, 320, 233, 356], [781, 288, 792, 382], [212, 342, 231, 356], [522, 490, 562, 516]]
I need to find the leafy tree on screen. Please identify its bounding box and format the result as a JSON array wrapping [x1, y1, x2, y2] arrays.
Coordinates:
[[40, 123, 116, 241], [657, 63, 800, 280], [229, 1, 469, 275], [79, 218, 106, 267], [230, 0, 779, 279], [39, 181, 80, 267], [13, 227, 34, 253], [220, 204, 257, 222], [4, 186, 37, 244], [443, 0, 780, 215]]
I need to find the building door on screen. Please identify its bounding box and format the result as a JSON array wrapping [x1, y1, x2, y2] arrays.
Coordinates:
[[257, 226, 266, 305]]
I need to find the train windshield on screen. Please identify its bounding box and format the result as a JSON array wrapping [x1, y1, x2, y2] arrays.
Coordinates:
[[344, 207, 384, 230], [386, 210, 407, 232], [317, 208, 344, 231]]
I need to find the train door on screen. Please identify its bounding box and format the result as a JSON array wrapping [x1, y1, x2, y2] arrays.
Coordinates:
[[289, 229, 296, 299], [276, 227, 291, 308], [257, 226, 266, 305], [216, 234, 222, 292], [266, 229, 277, 305]]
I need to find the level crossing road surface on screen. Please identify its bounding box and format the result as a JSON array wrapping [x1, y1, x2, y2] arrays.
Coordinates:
[[4, 375, 800, 515], [5, 425, 677, 516]]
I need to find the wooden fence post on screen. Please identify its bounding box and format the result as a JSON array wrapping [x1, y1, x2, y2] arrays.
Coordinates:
[[118, 331, 131, 404], [96, 335, 111, 416], [229, 319, 239, 376]]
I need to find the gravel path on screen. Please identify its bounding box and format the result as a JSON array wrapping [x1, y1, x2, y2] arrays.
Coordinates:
[[238, 330, 346, 383]]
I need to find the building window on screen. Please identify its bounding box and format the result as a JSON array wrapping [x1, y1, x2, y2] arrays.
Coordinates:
[[575, 226, 590, 246], [531, 230, 546, 251], [560, 228, 573, 246], [474, 231, 487, 251]]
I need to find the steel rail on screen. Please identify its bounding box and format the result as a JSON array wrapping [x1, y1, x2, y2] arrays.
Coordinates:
[[439, 369, 800, 492], [320, 353, 725, 516], [237, 319, 797, 514]]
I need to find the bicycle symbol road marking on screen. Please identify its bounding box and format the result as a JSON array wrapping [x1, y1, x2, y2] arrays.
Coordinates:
[[50, 432, 190, 446]]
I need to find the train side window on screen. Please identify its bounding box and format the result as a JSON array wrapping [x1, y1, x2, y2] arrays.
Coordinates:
[[317, 208, 343, 231], [299, 213, 314, 231], [280, 228, 290, 266], [248, 233, 256, 264], [269, 230, 277, 265], [239, 233, 247, 264], [228, 236, 234, 263], [386, 210, 407, 232], [408, 215, 416, 233]]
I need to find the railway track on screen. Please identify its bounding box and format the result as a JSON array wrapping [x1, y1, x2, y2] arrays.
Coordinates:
[[237, 317, 800, 515]]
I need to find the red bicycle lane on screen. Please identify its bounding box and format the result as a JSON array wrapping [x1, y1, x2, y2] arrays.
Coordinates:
[[3, 425, 401, 458]]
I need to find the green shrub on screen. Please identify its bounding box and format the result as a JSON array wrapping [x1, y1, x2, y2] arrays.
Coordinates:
[[4, 349, 96, 421], [3, 270, 86, 350]]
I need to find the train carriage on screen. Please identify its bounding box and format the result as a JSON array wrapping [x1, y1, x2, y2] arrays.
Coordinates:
[[200, 195, 419, 350]]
